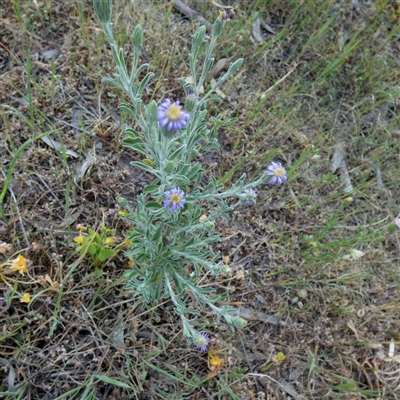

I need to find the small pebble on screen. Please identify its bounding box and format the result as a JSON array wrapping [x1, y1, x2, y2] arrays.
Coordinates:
[[297, 289, 308, 299], [42, 49, 60, 59]]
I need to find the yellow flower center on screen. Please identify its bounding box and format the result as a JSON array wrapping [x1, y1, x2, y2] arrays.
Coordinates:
[[274, 168, 285, 177], [170, 194, 181, 203], [166, 104, 182, 121]]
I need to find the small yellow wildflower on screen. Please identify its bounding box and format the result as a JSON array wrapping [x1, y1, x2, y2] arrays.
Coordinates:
[[275, 352, 286, 362], [199, 215, 207, 223], [118, 210, 129, 216], [20, 293, 31, 303], [208, 354, 224, 371], [10, 255, 28, 275], [206, 345, 225, 379], [74, 235, 85, 245], [105, 237, 115, 245], [41, 274, 58, 288]]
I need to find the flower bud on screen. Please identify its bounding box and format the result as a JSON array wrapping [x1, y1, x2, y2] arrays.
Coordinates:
[[193, 25, 206, 46], [118, 197, 128, 208], [220, 265, 232, 275], [233, 317, 247, 328], [131, 25, 143, 51], [212, 17, 224, 37], [227, 59, 243, 76], [164, 161, 175, 173], [184, 92, 199, 112], [204, 220, 215, 230], [93, 0, 112, 24], [146, 100, 158, 125]]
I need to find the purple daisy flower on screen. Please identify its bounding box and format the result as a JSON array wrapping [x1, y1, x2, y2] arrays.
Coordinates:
[[163, 187, 186, 211], [395, 217, 400, 229], [243, 189, 257, 206], [193, 331, 210, 352], [266, 161, 288, 186], [157, 98, 190, 131]]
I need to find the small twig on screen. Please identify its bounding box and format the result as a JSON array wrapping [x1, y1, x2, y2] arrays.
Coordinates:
[[331, 142, 353, 193], [173, 0, 213, 32], [252, 16, 263, 44], [262, 64, 298, 96], [246, 373, 302, 399], [0, 40, 20, 64], [260, 19, 276, 35], [288, 184, 300, 206], [375, 166, 384, 189], [32, 169, 65, 209], [0, 169, 29, 246], [8, 188, 30, 246], [0, 129, 53, 219]]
